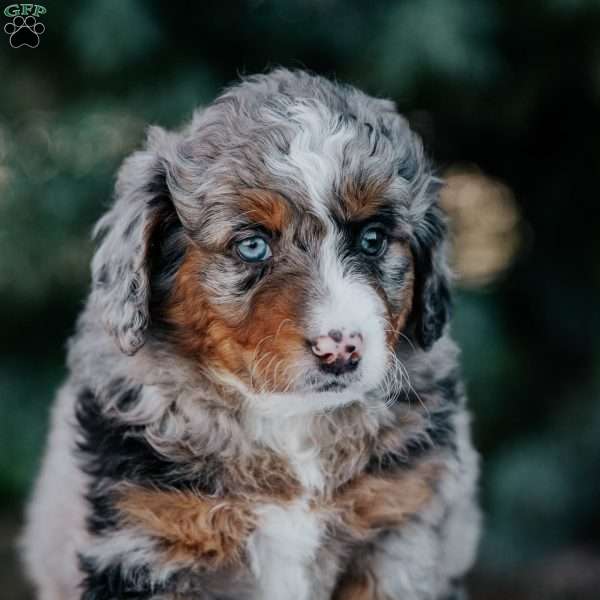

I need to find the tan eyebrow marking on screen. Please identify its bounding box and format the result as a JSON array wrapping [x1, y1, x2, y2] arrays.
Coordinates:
[[238, 189, 291, 232], [338, 176, 392, 221]]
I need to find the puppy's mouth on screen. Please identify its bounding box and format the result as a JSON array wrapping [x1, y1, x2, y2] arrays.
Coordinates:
[[315, 381, 348, 392], [302, 368, 364, 394]]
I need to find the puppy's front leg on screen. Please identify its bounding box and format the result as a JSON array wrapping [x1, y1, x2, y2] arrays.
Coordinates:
[[331, 460, 441, 600], [333, 425, 480, 600], [333, 503, 476, 600], [80, 487, 258, 600], [366, 488, 478, 600]]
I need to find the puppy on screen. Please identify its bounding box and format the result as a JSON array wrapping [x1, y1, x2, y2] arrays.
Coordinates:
[[21, 69, 480, 600]]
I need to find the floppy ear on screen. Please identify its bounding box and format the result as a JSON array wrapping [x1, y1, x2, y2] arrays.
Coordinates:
[[410, 204, 452, 350], [90, 128, 181, 355]]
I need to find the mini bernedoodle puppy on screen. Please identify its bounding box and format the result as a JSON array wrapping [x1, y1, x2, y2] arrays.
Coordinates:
[[21, 69, 481, 600]]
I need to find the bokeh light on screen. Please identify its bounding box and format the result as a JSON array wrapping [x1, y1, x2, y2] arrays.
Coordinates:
[[441, 167, 522, 287]]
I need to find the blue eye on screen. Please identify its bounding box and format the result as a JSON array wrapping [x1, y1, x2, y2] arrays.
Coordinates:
[[359, 226, 388, 257], [236, 236, 272, 262]]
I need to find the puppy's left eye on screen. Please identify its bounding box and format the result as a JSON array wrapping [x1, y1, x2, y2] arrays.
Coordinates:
[[236, 236, 272, 262], [359, 225, 388, 257]]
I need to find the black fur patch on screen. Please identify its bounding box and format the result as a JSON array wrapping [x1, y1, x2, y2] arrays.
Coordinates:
[[435, 371, 463, 406], [76, 387, 219, 490], [402, 407, 457, 460], [147, 172, 187, 331], [238, 261, 273, 293], [79, 556, 171, 600], [410, 204, 451, 350], [75, 385, 221, 535], [366, 405, 457, 474], [400, 369, 463, 408]]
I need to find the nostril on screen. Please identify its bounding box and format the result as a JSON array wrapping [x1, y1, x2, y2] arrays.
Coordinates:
[[328, 329, 343, 343], [345, 344, 356, 353]]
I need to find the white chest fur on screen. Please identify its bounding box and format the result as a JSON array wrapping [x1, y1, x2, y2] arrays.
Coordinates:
[[249, 499, 322, 600], [244, 411, 325, 491], [244, 413, 324, 600]]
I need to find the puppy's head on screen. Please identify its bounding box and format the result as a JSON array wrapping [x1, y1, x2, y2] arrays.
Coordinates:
[[91, 70, 450, 414]]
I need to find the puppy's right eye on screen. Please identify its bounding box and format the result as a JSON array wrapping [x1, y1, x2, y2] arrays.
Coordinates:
[[236, 236, 272, 262], [358, 224, 388, 258]]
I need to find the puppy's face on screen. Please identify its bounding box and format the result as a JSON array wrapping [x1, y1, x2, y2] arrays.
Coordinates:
[[167, 185, 414, 410], [92, 71, 449, 415]]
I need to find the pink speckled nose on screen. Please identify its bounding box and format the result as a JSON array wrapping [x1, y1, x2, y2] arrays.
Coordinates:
[[311, 329, 363, 375]]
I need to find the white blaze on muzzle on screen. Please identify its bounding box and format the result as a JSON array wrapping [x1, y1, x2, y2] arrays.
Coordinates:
[[308, 230, 389, 391]]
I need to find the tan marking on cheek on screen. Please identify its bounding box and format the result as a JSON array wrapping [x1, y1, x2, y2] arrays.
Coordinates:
[[166, 247, 309, 392], [332, 570, 377, 600], [117, 487, 257, 569], [166, 249, 249, 378], [238, 295, 307, 392], [333, 461, 442, 537], [388, 271, 414, 347], [238, 189, 291, 232], [378, 242, 415, 349]]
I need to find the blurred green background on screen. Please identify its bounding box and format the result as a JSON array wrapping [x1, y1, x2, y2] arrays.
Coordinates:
[[1, 1, 599, 598]]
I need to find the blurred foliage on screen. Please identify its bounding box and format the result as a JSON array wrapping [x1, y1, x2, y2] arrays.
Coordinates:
[[1, 0, 600, 591]]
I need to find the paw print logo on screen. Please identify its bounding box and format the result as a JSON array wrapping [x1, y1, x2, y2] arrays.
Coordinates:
[[4, 15, 45, 48]]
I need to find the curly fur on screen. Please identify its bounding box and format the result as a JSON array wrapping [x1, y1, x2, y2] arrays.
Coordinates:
[[21, 69, 480, 600]]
